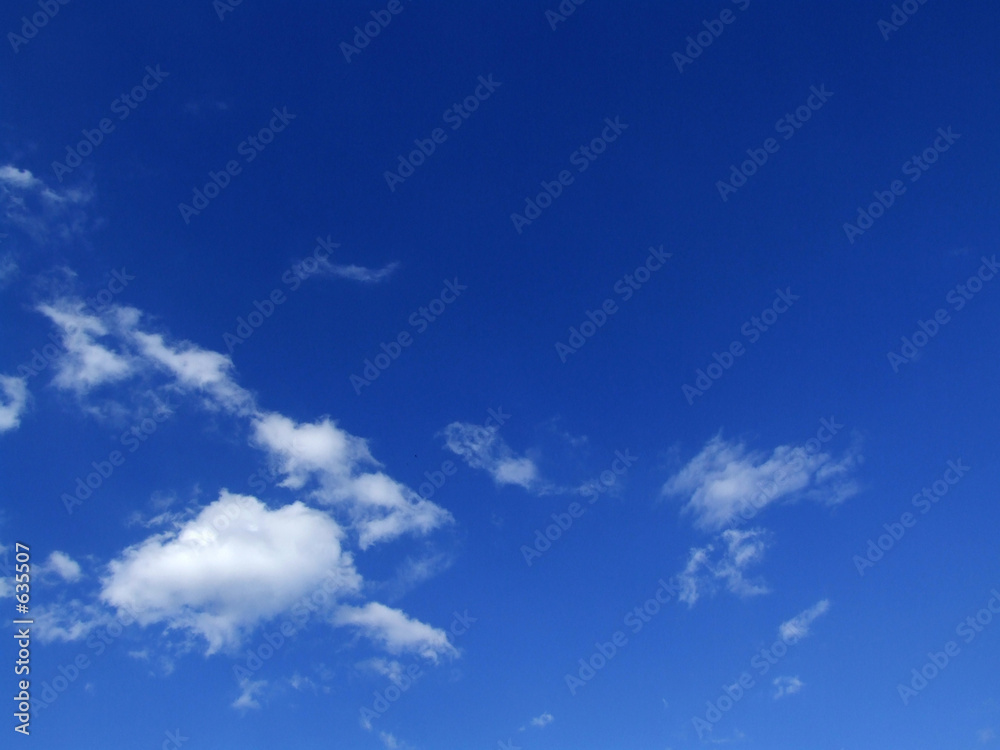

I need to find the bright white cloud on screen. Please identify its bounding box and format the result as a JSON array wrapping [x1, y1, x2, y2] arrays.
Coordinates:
[[677, 528, 770, 606], [334, 602, 457, 663], [132, 330, 255, 415], [530, 712, 554, 728], [663, 433, 861, 531], [37, 302, 136, 392], [0, 375, 29, 432], [772, 675, 804, 699], [253, 412, 452, 548], [41, 551, 83, 582], [443, 422, 539, 490], [778, 599, 830, 642], [100, 492, 361, 654]]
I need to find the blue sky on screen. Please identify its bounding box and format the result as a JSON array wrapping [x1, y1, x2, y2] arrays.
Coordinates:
[[1, 0, 999, 747]]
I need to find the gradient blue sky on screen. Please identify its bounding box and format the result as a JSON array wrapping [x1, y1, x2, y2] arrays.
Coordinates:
[[2, 1, 999, 748]]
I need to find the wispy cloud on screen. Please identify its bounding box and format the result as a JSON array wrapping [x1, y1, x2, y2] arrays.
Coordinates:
[[333, 602, 458, 663], [772, 675, 804, 699], [778, 599, 830, 642], [663, 433, 861, 531], [0, 164, 92, 244], [0, 375, 29, 433], [232, 677, 267, 710], [530, 712, 554, 728], [677, 528, 770, 606], [321, 260, 399, 284], [443, 421, 540, 490]]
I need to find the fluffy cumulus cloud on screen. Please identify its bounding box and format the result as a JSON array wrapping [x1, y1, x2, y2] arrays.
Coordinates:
[[252, 412, 452, 549], [530, 712, 554, 728], [100, 492, 361, 654], [778, 599, 830, 642], [41, 551, 83, 582], [443, 421, 539, 490], [19, 293, 458, 665], [663, 433, 861, 531], [31, 296, 452, 549], [333, 602, 458, 663], [676, 528, 771, 605], [0, 375, 29, 432]]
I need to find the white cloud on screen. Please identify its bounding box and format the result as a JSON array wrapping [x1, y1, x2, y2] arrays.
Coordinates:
[[663, 433, 861, 531], [0, 166, 43, 191], [334, 602, 457, 663], [0, 164, 92, 243], [778, 599, 830, 642], [0, 545, 14, 597], [677, 528, 770, 605], [41, 551, 83, 582], [28, 296, 457, 662], [252, 412, 452, 549], [443, 422, 539, 490], [33, 599, 116, 643], [322, 260, 399, 284], [379, 732, 400, 749], [232, 677, 267, 710], [100, 492, 361, 654], [0, 375, 28, 432], [37, 302, 137, 392], [132, 330, 255, 415], [772, 675, 804, 699], [530, 712, 554, 728]]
